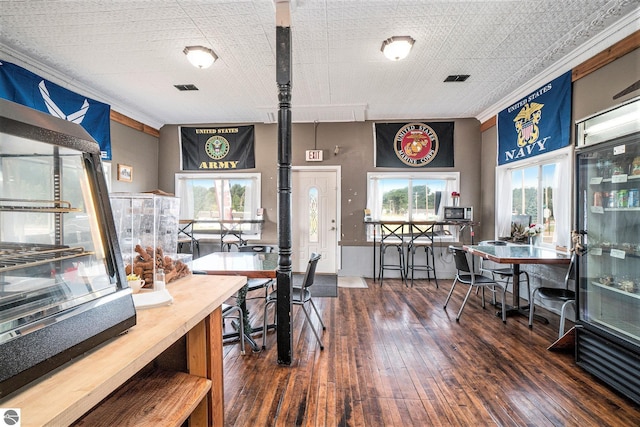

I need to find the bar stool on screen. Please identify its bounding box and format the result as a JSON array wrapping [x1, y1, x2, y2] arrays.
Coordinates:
[[406, 223, 438, 288], [378, 223, 406, 286]]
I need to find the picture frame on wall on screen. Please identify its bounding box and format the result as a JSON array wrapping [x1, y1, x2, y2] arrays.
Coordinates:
[[117, 164, 133, 182]]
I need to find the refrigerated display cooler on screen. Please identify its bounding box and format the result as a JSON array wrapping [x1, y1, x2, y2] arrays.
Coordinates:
[[574, 96, 640, 404]]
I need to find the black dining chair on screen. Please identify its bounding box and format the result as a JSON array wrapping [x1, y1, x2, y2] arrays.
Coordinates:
[[444, 246, 507, 323], [529, 253, 576, 338], [263, 253, 325, 350], [238, 245, 276, 300]]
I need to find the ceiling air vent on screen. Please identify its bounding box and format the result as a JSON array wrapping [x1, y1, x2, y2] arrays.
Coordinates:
[[174, 84, 199, 91], [444, 75, 470, 82]]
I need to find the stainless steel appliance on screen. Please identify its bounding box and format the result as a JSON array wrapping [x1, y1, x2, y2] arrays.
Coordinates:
[[0, 99, 136, 399], [443, 206, 473, 221], [575, 96, 640, 404]]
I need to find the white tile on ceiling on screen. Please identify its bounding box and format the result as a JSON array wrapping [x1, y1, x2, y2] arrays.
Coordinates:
[[0, 0, 635, 127]]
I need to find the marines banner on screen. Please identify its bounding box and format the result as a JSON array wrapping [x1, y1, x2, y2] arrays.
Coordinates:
[[0, 59, 112, 160], [374, 121, 454, 168], [497, 71, 572, 165], [180, 125, 255, 170]]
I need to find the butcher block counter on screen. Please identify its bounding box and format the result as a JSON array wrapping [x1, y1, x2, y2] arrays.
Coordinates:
[[0, 274, 246, 427]]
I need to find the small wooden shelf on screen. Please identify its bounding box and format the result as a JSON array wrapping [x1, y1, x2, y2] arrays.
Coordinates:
[[74, 369, 211, 427]]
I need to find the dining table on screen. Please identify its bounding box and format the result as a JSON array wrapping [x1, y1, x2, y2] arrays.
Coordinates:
[[462, 243, 571, 319], [192, 251, 278, 352]]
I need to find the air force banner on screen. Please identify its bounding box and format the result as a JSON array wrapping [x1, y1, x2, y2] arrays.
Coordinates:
[[375, 121, 454, 168], [180, 125, 255, 170], [497, 71, 572, 165], [0, 59, 112, 160]]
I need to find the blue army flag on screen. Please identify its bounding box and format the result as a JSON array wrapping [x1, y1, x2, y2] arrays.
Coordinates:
[[0, 59, 112, 160], [497, 70, 572, 165]]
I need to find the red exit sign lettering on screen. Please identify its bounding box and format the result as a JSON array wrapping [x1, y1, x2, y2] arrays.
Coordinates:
[[305, 150, 323, 162]]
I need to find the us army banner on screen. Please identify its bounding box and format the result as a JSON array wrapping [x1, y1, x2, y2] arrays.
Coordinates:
[[374, 121, 454, 168], [497, 70, 571, 165], [180, 125, 255, 170], [0, 59, 112, 160]]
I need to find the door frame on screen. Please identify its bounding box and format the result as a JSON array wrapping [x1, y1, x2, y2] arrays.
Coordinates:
[[292, 165, 341, 273]]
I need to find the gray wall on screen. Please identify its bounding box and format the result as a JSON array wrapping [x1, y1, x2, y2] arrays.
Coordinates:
[[158, 118, 483, 249], [108, 121, 159, 193]]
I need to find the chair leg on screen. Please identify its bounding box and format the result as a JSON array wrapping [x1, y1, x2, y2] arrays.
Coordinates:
[[559, 300, 575, 339], [262, 299, 276, 350], [236, 307, 246, 355], [300, 304, 324, 350], [443, 278, 459, 308], [528, 288, 540, 328], [224, 306, 245, 355], [500, 287, 507, 323], [308, 298, 326, 330], [428, 246, 438, 288], [456, 285, 475, 321]]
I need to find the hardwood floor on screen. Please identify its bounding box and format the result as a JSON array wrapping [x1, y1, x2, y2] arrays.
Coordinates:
[[221, 278, 640, 426]]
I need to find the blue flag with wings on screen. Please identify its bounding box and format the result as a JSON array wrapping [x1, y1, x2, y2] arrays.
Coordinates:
[[0, 59, 112, 160]]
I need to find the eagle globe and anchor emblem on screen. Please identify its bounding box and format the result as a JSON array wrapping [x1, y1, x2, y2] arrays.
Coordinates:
[[393, 123, 439, 167], [205, 135, 230, 160]]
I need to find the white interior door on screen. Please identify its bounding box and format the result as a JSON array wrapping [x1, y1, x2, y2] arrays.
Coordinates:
[[292, 168, 339, 274]]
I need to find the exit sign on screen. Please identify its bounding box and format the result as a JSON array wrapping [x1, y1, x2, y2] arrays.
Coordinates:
[[305, 150, 323, 162]]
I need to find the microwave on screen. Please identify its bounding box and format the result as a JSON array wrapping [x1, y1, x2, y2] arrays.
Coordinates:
[[443, 206, 473, 221]]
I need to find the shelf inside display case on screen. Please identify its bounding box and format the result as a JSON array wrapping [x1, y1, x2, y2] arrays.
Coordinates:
[[592, 281, 640, 300], [0, 198, 81, 213], [0, 243, 93, 274]]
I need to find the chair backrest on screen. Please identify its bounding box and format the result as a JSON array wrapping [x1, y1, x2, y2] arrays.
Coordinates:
[[238, 244, 273, 253], [512, 214, 531, 228], [449, 246, 471, 274], [300, 253, 322, 289]]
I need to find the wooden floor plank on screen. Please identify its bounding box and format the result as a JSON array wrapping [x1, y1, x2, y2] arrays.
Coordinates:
[[222, 278, 640, 426]]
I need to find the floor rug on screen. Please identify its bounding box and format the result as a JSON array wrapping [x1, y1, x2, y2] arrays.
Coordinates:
[[293, 273, 337, 298], [337, 276, 368, 289]]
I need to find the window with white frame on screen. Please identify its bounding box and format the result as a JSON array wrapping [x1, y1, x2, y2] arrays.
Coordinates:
[[174, 172, 261, 236], [366, 171, 460, 240], [495, 147, 573, 249]]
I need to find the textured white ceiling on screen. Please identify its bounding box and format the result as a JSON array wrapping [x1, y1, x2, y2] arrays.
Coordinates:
[[0, 0, 638, 129]]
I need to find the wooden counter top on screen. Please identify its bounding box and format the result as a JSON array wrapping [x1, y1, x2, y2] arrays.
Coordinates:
[[0, 274, 246, 427]]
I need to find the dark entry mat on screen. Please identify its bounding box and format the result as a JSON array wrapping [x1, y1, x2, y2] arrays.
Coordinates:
[[293, 273, 337, 298]]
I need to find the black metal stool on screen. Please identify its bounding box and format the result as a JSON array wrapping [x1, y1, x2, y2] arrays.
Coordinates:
[[378, 223, 406, 286], [406, 223, 437, 288]]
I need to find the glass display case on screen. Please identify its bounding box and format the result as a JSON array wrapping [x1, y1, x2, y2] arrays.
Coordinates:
[[110, 193, 190, 288], [0, 98, 136, 399], [575, 96, 640, 404]]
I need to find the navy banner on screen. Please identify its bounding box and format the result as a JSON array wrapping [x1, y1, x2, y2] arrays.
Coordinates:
[[0, 59, 112, 160], [375, 121, 454, 168], [497, 71, 572, 165], [180, 126, 255, 171]]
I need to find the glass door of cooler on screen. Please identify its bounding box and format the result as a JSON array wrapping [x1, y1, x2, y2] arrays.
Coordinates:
[[576, 131, 640, 347]]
